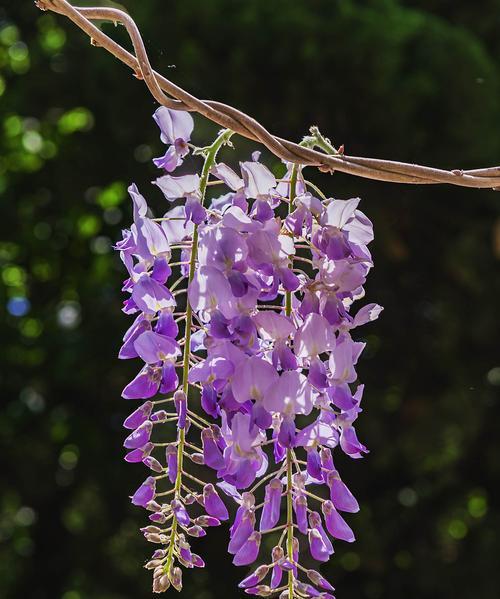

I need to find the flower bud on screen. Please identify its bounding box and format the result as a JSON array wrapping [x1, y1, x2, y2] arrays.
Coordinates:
[[152, 573, 170, 593], [169, 566, 183, 591]]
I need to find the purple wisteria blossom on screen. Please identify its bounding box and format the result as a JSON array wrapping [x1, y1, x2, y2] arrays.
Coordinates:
[[116, 109, 381, 597]]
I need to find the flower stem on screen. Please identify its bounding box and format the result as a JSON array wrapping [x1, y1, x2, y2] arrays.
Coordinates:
[[286, 448, 294, 598], [164, 128, 233, 575], [285, 163, 299, 598]]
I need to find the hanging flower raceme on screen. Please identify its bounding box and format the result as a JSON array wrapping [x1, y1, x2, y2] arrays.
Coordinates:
[[116, 109, 382, 598], [115, 110, 235, 592]]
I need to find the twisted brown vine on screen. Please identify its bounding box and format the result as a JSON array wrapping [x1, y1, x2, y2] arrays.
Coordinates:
[[35, 0, 500, 189]]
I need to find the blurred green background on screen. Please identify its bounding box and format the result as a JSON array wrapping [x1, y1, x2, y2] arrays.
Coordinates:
[[1, 0, 499, 597]]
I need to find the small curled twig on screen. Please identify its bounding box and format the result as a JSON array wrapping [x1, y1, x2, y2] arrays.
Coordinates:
[[35, 0, 500, 189]]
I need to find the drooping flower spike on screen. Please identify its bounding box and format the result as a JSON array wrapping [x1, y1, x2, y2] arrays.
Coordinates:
[[116, 109, 382, 597]]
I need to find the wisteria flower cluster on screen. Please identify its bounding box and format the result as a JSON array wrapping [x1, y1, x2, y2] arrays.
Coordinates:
[[115, 107, 382, 597]]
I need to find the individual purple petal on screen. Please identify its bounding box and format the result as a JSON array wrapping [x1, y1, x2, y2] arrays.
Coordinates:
[[329, 333, 364, 384], [228, 509, 255, 554], [309, 358, 329, 390], [131, 275, 175, 314], [278, 266, 300, 292], [322, 500, 355, 542], [238, 565, 269, 589], [122, 366, 160, 399], [264, 370, 313, 416], [155, 309, 178, 338], [233, 531, 261, 566], [124, 420, 153, 449], [153, 107, 194, 145], [171, 499, 190, 527], [252, 310, 295, 341], [153, 144, 183, 172], [131, 476, 156, 507], [272, 341, 298, 371], [240, 161, 276, 199], [308, 528, 330, 562], [151, 256, 171, 284], [278, 416, 296, 448], [295, 419, 339, 449], [293, 495, 308, 534], [188, 265, 235, 319], [324, 197, 360, 229], [201, 385, 220, 418], [173, 389, 187, 429], [217, 481, 243, 502], [352, 303, 383, 328], [134, 330, 180, 363], [211, 162, 244, 191], [232, 356, 279, 404], [136, 217, 171, 258], [125, 442, 153, 463], [160, 361, 178, 394], [202, 427, 225, 470], [320, 447, 335, 474], [123, 401, 153, 429], [259, 479, 282, 531], [340, 425, 368, 458], [119, 316, 151, 359], [306, 448, 323, 480], [203, 484, 229, 521], [166, 444, 178, 484], [161, 205, 194, 243], [327, 383, 356, 411], [273, 428, 286, 463], [328, 473, 360, 513], [154, 174, 200, 200], [309, 511, 334, 555], [185, 196, 206, 224], [294, 313, 336, 358]]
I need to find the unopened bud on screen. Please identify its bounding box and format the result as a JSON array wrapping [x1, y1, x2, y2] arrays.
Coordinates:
[[145, 533, 164, 544], [141, 525, 162, 534], [143, 456, 164, 473], [186, 525, 206, 537], [144, 559, 163, 570], [189, 452, 204, 464], [152, 573, 170, 593], [145, 500, 162, 512], [169, 566, 183, 591]]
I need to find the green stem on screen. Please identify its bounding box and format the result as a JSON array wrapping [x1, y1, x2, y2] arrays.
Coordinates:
[[286, 448, 294, 598], [164, 128, 233, 575], [285, 163, 299, 598]]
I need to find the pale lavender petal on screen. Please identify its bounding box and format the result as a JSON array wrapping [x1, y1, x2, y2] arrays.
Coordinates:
[[153, 107, 193, 145], [154, 174, 200, 200], [240, 161, 276, 198], [295, 313, 336, 358], [131, 275, 175, 314], [134, 330, 180, 363]]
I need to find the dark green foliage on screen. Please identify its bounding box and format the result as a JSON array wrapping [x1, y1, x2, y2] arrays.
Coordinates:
[[0, 1, 499, 597]]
